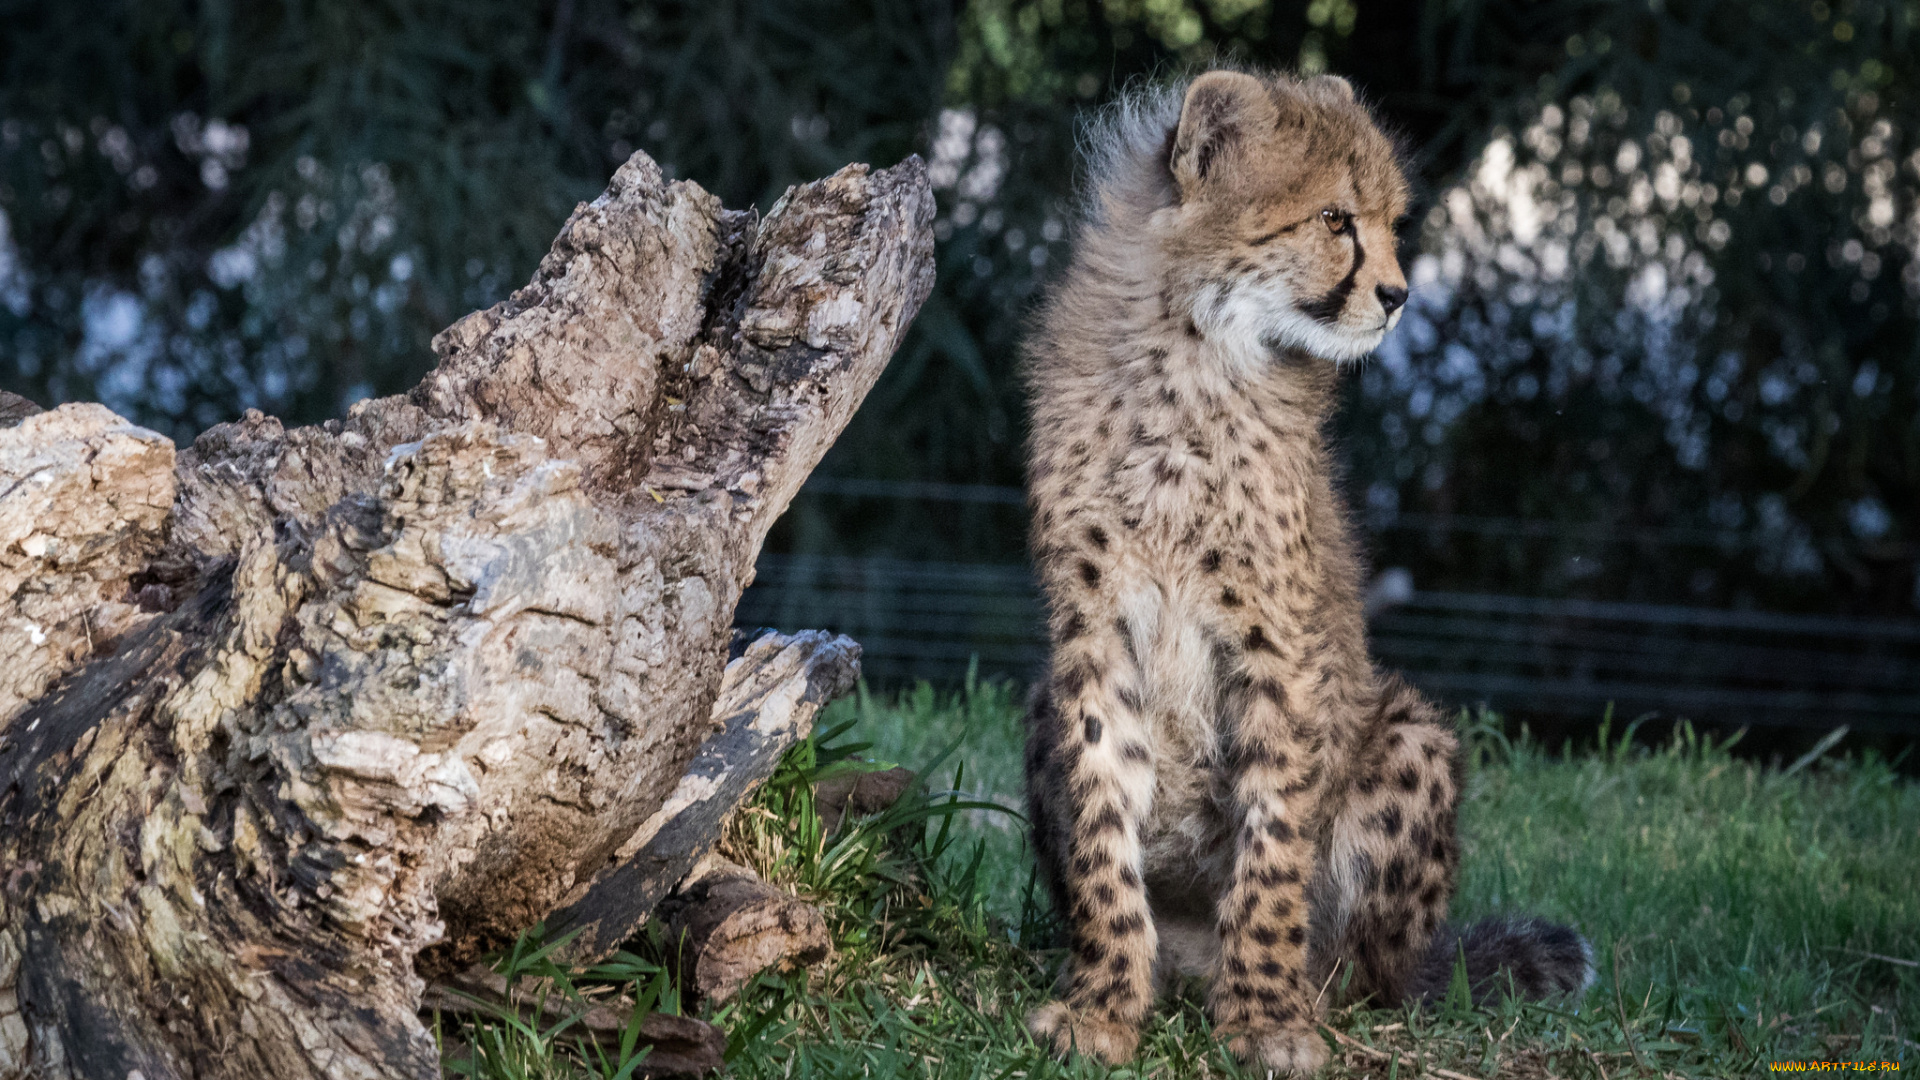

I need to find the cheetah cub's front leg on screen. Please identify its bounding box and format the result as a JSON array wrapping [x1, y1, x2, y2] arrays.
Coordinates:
[[1208, 640, 1331, 1075], [1024, 618, 1159, 1064]]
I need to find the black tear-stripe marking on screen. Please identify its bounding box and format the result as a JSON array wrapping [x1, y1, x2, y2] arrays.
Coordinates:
[[1299, 231, 1365, 323]]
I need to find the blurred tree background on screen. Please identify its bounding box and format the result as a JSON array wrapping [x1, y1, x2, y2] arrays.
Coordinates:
[[3, 0, 1917, 623]]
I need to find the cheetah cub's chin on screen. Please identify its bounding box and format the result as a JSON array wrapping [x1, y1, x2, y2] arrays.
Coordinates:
[[1194, 265, 1405, 368], [1021, 66, 1592, 1073]]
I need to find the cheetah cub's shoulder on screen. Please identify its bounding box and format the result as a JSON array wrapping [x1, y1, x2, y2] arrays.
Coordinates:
[[1021, 69, 1591, 1074]]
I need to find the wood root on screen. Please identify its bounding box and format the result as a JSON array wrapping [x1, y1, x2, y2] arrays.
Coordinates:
[[424, 966, 726, 1076], [654, 855, 831, 1006]]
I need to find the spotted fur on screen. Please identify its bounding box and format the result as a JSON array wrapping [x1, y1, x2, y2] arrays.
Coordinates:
[[1022, 69, 1589, 1073]]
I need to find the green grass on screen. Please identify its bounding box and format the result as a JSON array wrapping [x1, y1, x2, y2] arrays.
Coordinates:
[[442, 680, 1920, 1078]]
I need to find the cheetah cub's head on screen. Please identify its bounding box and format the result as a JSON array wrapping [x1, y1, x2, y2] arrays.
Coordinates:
[[1160, 70, 1410, 365]]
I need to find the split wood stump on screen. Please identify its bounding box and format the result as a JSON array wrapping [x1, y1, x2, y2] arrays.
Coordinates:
[[0, 150, 934, 1080]]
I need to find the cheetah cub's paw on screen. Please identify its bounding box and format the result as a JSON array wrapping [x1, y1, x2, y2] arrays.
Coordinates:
[[1220, 1023, 1329, 1076], [1027, 1000, 1140, 1064]]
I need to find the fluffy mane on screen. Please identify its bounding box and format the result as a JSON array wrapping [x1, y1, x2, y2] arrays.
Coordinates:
[[1073, 78, 1187, 231]]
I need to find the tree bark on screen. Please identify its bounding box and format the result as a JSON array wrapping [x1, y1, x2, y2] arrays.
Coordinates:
[[545, 628, 857, 962], [0, 151, 933, 1080]]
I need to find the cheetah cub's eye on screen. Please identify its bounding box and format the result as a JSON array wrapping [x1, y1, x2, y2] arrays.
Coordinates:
[[1321, 208, 1352, 234]]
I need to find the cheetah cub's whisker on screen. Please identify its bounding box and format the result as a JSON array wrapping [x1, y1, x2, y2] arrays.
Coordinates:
[[1021, 69, 1592, 1074]]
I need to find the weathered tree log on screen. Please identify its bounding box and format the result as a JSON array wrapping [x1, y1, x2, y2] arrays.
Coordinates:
[[653, 854, 831, 1007], [0, 403, 176, 722], [0, 151, 933, 1080]]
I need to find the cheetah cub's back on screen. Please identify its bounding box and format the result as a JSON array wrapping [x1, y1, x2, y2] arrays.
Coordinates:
[[1021, 69, 1591, 1073]]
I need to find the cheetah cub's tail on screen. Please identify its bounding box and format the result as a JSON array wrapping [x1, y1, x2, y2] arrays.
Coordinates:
[[1405, 916, 1595, 1004]]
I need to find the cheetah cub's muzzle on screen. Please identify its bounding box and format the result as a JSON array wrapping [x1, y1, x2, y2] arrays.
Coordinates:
[[1162, 71, 1412, 368]]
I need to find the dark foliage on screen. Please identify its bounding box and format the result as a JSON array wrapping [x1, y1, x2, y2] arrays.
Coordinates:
[[1, 0, 1914, 615]]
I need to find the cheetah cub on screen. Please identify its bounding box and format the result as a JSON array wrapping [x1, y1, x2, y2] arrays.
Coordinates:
[[1022, 69, 1591, 1073]]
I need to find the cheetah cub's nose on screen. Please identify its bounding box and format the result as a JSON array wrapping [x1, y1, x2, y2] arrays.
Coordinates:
[[1376, 284, 1408, 316]]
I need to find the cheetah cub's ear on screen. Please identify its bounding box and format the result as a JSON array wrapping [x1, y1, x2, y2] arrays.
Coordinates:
[[1312, 73, 1356, 102], [1170, 71, 1278, 198]]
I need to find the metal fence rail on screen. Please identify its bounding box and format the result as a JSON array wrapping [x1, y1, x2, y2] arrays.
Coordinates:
[[736, 554, 1920, 733], [1371, 591, 1920, 731]]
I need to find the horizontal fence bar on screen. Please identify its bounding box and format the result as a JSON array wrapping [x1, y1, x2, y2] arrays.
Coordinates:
[[1402, 672, 1920, 732], [1375, 609, 1913, 655], [798, 478, 1029, 505], [1404, 590, 1920, 641], [787, 481, 1919, 555], [753, 555, 1037, 590], [1370, 634, 1918, 694], [751, 555, 1920, 642], [739, 555, 1920, 730]]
